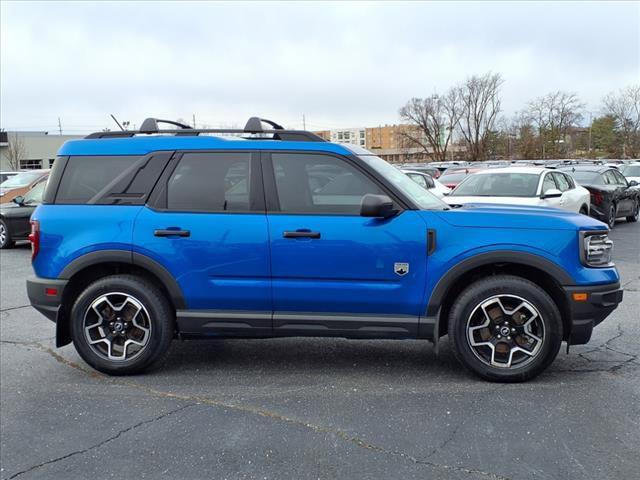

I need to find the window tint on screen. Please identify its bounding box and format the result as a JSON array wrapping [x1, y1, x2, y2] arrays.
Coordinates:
[[603, 170, 618, 185], [612, 170, 628, 185], [56, 156, 138, 203], [552, 172, 570, 192], [272, 153, 384, 214], [167, 152, 252, 212], [542, 173, 557, 193]]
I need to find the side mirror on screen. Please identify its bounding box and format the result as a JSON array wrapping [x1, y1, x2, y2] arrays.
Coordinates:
[[541, 188, 562, 199], [360, 194, 398, 218], [629, 180, 638, 187], [12, 195, 24, 205]]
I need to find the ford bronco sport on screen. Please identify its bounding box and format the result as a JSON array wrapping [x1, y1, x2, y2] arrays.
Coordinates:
[[27, 117, 623, 382]]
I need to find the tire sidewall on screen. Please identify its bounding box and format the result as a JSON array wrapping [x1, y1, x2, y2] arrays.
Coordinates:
[[449, 276, 563, 382], [70, 275, 174, 375], [608, 204, 616, 228], [0, 219, 11, 249]]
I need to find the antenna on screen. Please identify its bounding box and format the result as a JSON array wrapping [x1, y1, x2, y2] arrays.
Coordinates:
[[110, 114, 125, 131]]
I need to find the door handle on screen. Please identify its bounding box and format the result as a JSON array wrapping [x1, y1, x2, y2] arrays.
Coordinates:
[[283, 230, 321, 239], [154, 229, 191, 237]]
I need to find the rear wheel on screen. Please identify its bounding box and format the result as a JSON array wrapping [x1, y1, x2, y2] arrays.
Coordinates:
[[626, 199, 639, 223], [0, 220, 15, 249], [70, 274, 174, 375], [448, 275, 562, 382], [606, 203, 617, 228]]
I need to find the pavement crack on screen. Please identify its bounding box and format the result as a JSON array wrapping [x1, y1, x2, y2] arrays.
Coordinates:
[[5, 404, 195, 480], [7, 339, 511, 480], [0, 304, 31, 313]]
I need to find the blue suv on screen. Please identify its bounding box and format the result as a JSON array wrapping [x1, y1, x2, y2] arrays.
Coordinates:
[[26, 118, 623, 382]]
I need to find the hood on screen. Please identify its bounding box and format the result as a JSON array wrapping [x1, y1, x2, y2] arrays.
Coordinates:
[[444, 196, 537, 206], [433, 203, 608, 231]]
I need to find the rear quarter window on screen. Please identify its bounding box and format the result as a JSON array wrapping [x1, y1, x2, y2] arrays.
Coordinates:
[[55, 156, 140, 203]]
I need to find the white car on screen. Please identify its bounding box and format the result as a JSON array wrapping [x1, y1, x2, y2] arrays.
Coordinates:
[[401, 170, 451, 197], [620, 162, 640, 189], [444, 167, 590, 214]]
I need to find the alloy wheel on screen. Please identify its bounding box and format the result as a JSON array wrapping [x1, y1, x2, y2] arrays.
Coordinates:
[[608, 205, 616, 228], [0, 222, 6, 247], [83, 292, 152, 361], [466, 294, 545, 369]]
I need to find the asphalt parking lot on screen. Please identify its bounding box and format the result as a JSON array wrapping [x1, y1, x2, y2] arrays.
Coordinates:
[[1, 221, 638, 480]]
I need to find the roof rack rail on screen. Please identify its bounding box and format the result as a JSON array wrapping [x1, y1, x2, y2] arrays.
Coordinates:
[[85, 116, 326, 142]]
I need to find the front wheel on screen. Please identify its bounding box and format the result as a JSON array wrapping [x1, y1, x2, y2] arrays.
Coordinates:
[[0, 220, 15, 249], [70, 274, 175, 375], [448, 275, 562, 382], [626, 200, 639, 223]]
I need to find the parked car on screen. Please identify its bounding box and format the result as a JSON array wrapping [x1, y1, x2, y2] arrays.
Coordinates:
[[438, 167, 485, 189], [400, 163, 441, 178], [0, 171, 20, 184], [445, 167, 591, 214], [0, 169, 50, 204], [26, 117, 623, 382], [558, 166, 639, 227], [0, 176, 48, 249], [619, 162, 640, 189], [401, 170, 451, 197]]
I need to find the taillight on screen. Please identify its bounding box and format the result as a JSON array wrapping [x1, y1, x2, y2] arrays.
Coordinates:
[[28, 220, 40, 260], [587, 188, 603, 206], [445, 184, 457, 189]]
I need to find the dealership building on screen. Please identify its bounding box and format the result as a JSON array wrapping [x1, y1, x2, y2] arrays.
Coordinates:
[[0, 131, 83, 171]]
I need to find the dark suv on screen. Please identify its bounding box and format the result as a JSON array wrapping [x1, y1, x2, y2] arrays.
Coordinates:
[[27, 118, 623, 382]]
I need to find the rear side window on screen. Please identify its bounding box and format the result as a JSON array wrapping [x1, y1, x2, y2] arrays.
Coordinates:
[[166, 152, 252, 212], [56, 156, 139, 203]]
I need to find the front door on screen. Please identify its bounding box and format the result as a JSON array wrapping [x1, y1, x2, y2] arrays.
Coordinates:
[[263, 151, 428, 338]]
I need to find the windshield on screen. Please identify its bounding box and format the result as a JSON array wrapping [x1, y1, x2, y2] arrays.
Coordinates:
[[452, 173, 540, 197], [359, 155, 448, 210], [0, 171, 43, 188], [621, 165, 640, 177], [23, 181, 47, 204]]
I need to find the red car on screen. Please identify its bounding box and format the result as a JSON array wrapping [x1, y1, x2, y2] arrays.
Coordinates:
[[438, 167, 485, 189]]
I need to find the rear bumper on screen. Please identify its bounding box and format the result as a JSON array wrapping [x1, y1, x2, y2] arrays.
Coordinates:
[[26, 276, 67, 322], [563, 282, 623, 345]]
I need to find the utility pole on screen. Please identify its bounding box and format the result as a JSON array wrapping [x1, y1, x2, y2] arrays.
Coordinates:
[[588, 112, 593, 157], [57, 117, 62, 135], [302, 113, 306, 130], [192, 114, 196, 128]]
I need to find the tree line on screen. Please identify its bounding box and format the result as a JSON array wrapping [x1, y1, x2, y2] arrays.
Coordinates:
[[399, 73, 640, 161]]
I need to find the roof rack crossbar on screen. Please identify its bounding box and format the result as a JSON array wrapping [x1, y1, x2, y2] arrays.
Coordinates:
[[85, 117, 326, 142]]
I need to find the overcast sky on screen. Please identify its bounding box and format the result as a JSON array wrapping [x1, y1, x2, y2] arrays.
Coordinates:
[[1, 1, 638, 133]]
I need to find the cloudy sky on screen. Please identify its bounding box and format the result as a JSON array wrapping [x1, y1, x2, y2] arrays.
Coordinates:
[[1, 1, 638, 133]]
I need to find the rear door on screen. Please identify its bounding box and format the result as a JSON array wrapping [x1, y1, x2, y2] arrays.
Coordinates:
[[610, 169, 635, 214], [263, 151, 428, 338], [134, 150, 271, 334]]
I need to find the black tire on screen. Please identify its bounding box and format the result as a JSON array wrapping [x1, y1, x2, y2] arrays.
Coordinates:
[[626, 200, 639, 223], [70, 274, 174, 375], [579, 205, 589, 216], [606, 203, 617, 229], [448, 275, 562, 382], [0, 219, 15, 249]]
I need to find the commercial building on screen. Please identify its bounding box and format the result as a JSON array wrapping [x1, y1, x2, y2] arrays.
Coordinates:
[[0, 131, 83, 171]]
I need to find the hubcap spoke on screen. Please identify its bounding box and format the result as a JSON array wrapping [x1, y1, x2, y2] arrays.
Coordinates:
[[466, 294, 545, 369], [83, 292, 152, 362]]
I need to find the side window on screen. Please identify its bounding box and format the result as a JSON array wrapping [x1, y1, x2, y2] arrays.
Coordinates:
[[564, 173, 575, 189], [408, 173, 427, 189], [424, 176, 435, 189], [552, 172, 570, 192], [271, 153, 384, 214], [167, 152, 252, 212], [56, 156, 139, 203], [603, 170, 617, 185], [612, 170, 628, 186], [542, 173, 557, 193]]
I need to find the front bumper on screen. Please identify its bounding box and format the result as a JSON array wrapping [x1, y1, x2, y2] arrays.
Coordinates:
[[563, 282, 623, 345]]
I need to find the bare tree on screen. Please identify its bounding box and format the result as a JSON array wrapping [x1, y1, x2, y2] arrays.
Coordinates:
[[455, 72, 504, 161], [5, 133, 26, 170], [398, 89, 461, 162], [602, 84, 640, 157], [526, 91, 584, 158]]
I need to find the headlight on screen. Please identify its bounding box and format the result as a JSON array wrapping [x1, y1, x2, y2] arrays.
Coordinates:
[[580, 231, 614, 267]]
